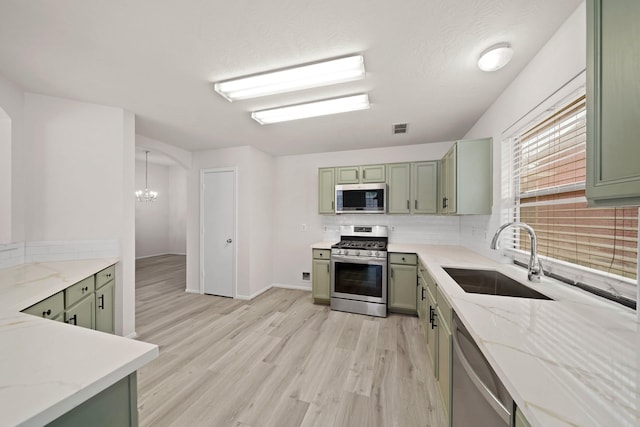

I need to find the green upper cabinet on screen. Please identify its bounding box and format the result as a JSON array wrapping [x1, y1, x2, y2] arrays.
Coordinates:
[[318, 167, 335, 214], [412, 161, 438, 214], [336, 165, 386, 184], [387, 162, 438, 214], [439, 138, 492, 215], [387, 163, 411, 213], [586, 0, 640, 206]]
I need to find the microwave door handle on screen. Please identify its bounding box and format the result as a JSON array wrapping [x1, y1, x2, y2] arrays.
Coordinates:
[[452, 325, 511, 423]]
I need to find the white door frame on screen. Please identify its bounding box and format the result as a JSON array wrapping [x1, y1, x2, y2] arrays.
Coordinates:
[[199, 167, 238, 297]]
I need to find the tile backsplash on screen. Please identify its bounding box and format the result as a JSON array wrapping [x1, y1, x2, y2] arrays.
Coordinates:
[[0, 240, 120, 269], [323, 214, 461, 245]]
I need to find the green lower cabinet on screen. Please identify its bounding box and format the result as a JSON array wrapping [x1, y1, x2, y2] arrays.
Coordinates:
[[312, 249, 331, 303], [388, 263, 417, 314], [65, 295, 95, 330], [95, 280, 115, 334], [437, 305, 452, 424], [46, 373, 138, 427]]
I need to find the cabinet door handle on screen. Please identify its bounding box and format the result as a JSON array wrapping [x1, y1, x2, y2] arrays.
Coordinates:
[[98, 294, 105, 309], [67, 314, 77, 325], [406, 200, 410, 210], [421, 287, 425, 301], [415, 200, 418, 210], [331, 201, 334, 210], [42, 309, 51, 317], [429, 306, 435, 323], [356, 170, 359, 180], [363, 170, 366, 179], [401, 257, 406, 262], [106, 273, 112, 278], [326, 264, 329, 273], [390, 269, 394, 278], [431, 312, 438, 329], [442, 197, 448, 209]]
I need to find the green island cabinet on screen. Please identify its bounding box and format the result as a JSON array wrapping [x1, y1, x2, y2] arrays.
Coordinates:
[[420, 263, 453, 425], [586, 0, 640, 206], [336, 164, 386, 184], [22, 264, 116, 334], [46, 373, 138, 427], [312, 249, 331, 303], [387, 253, 418, 314], [387, 161, 438, 214], [440, 138, 492, 215], [318, 167, 335, 214]]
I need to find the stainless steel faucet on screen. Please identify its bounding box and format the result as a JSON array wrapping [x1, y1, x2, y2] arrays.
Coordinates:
[[490, 222, 544, 282]]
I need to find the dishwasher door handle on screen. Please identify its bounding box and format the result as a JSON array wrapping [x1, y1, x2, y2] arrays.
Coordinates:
[[453, 326, 511, 424]]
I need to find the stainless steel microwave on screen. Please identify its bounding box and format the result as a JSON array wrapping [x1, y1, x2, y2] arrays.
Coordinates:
[[335, 183, 386, 214]]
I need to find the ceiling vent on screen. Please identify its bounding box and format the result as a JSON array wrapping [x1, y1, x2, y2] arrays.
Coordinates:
[[393, 123, 408, 135]]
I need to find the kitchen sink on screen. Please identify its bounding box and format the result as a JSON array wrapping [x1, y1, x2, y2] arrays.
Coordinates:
[[443, 267, 552, 300]]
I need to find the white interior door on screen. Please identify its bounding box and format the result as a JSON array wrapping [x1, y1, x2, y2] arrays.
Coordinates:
[[201, 168, 236, 297]]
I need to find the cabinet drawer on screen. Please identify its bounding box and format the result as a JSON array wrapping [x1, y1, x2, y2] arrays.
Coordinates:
[[96, 265, 115, 289], [65, 276, 95, 308], [22, 292, 64, 319], [313, 249, 331, 259], [388, 253, 417, 265], [436, 287, 452, 329]]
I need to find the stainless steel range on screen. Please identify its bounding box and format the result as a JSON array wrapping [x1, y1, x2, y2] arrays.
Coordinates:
[[330, 225, 388, 317]]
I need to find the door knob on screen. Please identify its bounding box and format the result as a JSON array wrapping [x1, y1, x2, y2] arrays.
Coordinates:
[[226, 239, 233, 243]]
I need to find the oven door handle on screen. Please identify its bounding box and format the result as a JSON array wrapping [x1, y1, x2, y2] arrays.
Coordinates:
[[452, 320, 511, 424], [331, 255, 386, 264]]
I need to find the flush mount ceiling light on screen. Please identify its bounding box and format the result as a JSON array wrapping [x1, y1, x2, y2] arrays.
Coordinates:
[[251, 94, 370, 125], [135, 150, 158, 202], [478, 43, 513, 72], [214, 55, 365, 101]]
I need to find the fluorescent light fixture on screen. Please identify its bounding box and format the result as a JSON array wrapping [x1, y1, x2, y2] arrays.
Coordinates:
[[478, 43, 513, 72], [251, 94, 370, 124], [214, 55, 365, 101]]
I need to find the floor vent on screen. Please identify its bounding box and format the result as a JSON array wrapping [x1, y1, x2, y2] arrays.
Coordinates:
[[393, 123, 408, 134]]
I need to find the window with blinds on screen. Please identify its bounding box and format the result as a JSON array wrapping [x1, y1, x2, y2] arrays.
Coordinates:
[[510, 93, 638, 298]]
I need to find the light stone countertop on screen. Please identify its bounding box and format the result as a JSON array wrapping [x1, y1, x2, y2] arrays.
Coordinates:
[[313, 241, 640, 426], [0, 259, 159, 427]]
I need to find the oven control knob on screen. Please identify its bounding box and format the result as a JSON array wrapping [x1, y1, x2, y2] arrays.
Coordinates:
[[367, 251, 373, 256], [355, 250, 360, 256], [344, 250, 349, 256], [374, 251, 379, 257]]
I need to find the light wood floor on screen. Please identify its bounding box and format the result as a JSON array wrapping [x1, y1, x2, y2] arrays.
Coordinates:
[[135, 254, 447, 427]]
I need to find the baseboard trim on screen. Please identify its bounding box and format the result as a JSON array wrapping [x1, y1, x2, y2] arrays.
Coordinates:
[[235, 285, 273, 301], [124, 331, 138, 339], [136, 252, 186, 260], [185, 288, 200, 294], [272, 283, 312, 292]]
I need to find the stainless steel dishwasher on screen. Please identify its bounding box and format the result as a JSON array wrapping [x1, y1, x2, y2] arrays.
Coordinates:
[[452, 312, 514, 426]]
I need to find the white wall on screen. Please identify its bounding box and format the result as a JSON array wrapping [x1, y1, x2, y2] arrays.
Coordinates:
[[135, 160, 187, 258], [23, 92, 136, 337], [23, 93, 126, 240], [135, 160, 170, 258], [186, 146, 275, 298], [168, 165, 187, 254], [0, 72, 25, 246], [461, 2, 587, 258], [271, 141, 461, 289]]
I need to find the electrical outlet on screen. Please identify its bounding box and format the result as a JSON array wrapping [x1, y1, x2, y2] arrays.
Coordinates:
[[302, 272, 310, 280], [301, 223, 307, 231]]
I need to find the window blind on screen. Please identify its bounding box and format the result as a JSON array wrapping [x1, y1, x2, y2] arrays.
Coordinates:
[[509, 94, 638, 298]]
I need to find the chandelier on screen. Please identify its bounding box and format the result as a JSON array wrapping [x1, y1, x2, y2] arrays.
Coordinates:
[[136, 150, 158, 202]]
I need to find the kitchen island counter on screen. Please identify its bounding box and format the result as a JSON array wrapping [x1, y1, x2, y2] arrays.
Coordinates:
[[0, 259, 158, 427]]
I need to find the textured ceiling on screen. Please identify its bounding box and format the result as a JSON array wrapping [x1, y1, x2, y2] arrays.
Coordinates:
[[0, 0, 582, 156]]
